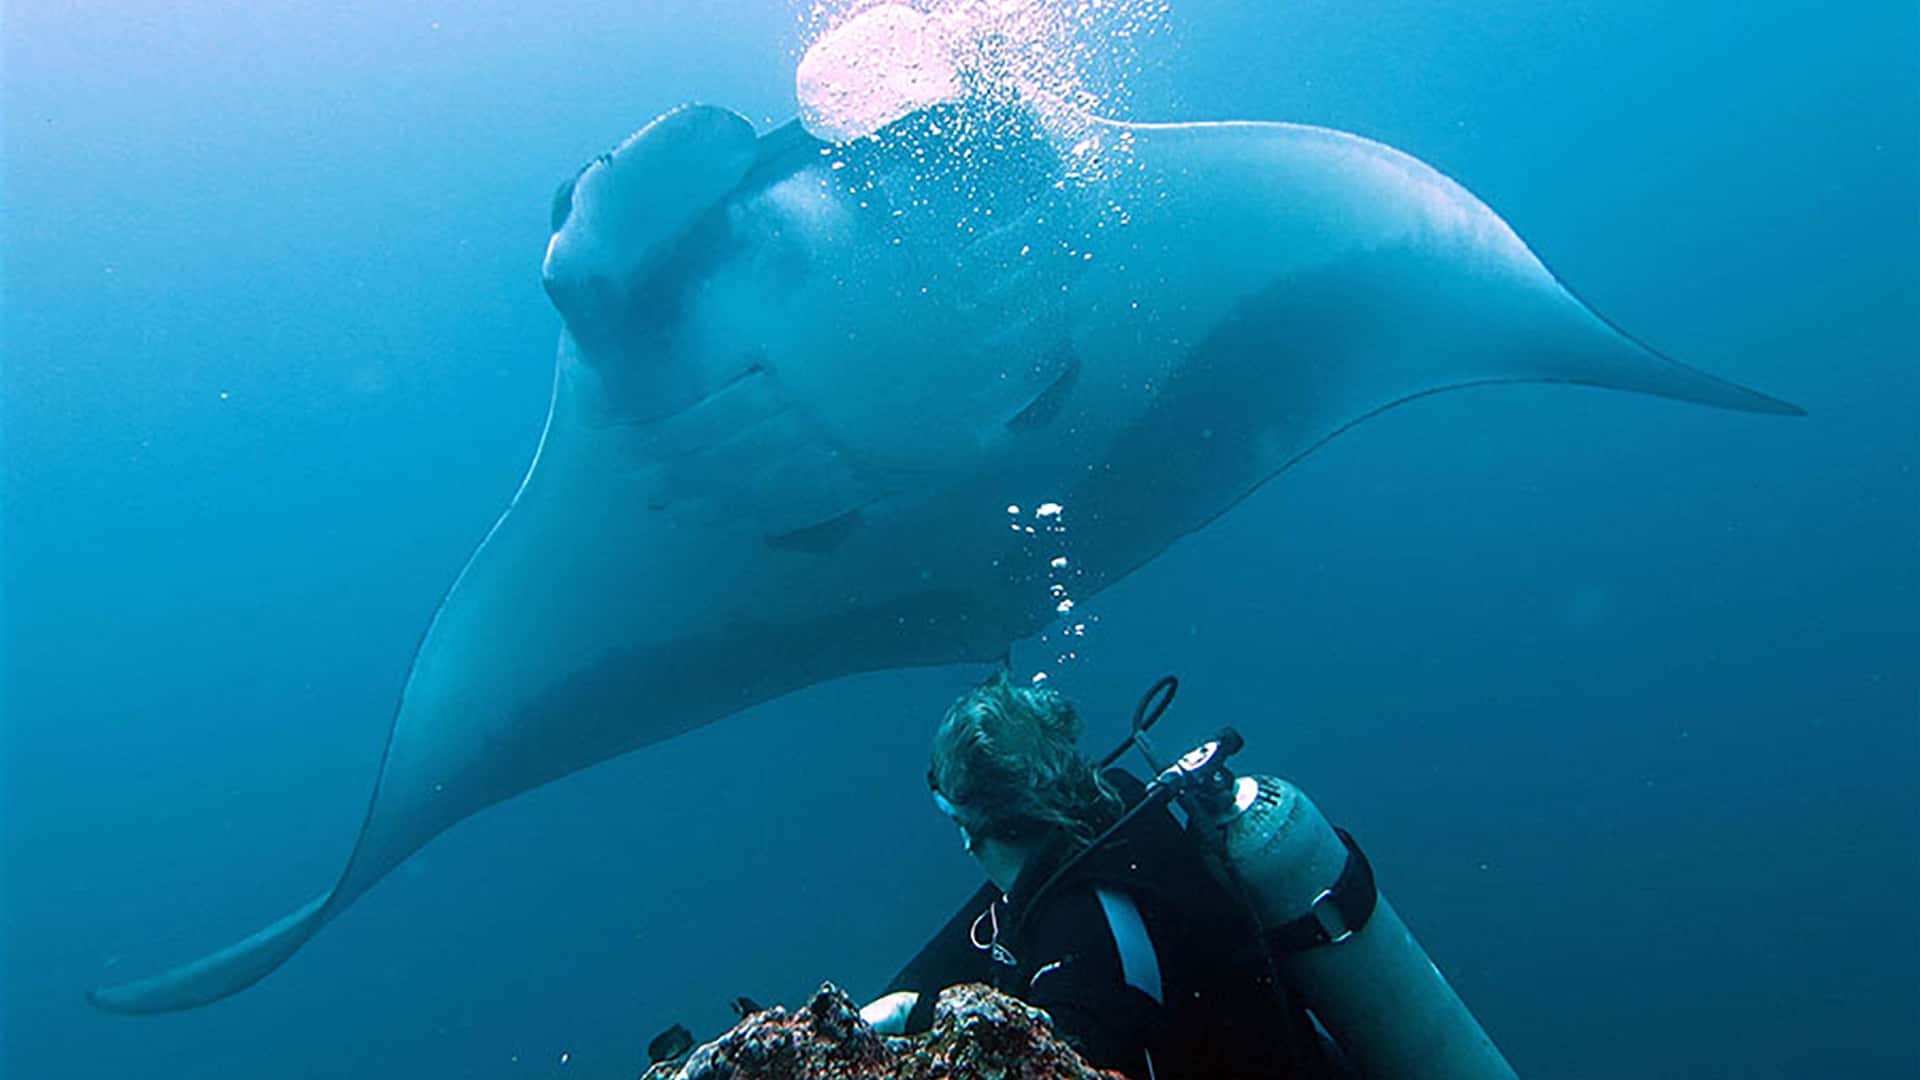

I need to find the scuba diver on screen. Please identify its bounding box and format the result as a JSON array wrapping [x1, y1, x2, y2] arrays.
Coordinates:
[[861, 672, 1348, 1080]]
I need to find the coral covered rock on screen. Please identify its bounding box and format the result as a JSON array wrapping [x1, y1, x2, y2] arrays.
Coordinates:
[[643, 983, 1123, 1080]]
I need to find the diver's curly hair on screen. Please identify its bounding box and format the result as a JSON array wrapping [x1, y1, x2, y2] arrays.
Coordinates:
[[929, 672, 1123, 846]]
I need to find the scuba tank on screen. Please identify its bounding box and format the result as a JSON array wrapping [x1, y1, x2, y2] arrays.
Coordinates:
[[1214, 774, 1517, 1080], [1091, 677, 1520, 1080]]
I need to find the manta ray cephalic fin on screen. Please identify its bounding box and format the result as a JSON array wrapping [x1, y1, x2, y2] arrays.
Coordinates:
[[542, 103, 760, 345]]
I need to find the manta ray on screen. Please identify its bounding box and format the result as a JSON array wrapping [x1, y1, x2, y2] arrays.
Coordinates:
[[90, 103, 1798, 1013]]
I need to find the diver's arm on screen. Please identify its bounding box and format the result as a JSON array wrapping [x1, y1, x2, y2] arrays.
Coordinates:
[[868, 881, 999, 1033]]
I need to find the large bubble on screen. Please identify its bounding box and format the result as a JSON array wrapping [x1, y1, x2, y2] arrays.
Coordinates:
[[797, 5, 963, 142], [796, 0, 1168, 176]]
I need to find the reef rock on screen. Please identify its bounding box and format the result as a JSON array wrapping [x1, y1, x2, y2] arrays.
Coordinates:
[[642, 982, 1122, 1080]]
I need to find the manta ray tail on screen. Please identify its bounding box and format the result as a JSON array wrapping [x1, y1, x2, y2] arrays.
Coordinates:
[[86, 892, 335, 1014]]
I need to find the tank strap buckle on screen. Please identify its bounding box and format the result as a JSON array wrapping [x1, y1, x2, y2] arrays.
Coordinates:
[[1266, 827, 1380, 954], [1309, 886, 1357, 944]]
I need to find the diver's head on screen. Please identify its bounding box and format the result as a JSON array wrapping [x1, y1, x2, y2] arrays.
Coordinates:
[[927, 672, 1122, 886]]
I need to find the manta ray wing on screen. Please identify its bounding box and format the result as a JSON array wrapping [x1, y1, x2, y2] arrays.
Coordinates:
[[1047, 119, 1798, 559], [87, 106, 787, 1015]]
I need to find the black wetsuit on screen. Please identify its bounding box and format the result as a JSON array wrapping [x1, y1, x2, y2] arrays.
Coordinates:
[[885, 771, 1341, 1080]]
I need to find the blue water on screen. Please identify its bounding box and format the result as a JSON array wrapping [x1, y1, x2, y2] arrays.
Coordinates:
[[4, 2, 1915, 1077]]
